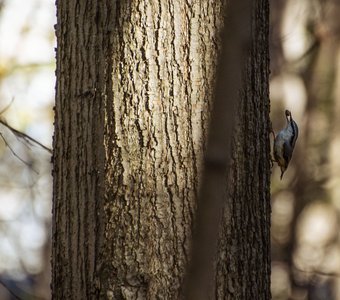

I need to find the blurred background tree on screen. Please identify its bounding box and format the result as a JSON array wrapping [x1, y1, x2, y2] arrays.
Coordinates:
[[1, 0, 340, 299]]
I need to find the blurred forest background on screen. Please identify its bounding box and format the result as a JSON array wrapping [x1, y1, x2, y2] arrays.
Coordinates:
[[0, 0, 340, 299], [0, 0, 54, 298], [270, 0, 340, 299]]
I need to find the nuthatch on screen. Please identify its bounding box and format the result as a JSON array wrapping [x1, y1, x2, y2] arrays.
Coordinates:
[[272, 110, 299, 180]]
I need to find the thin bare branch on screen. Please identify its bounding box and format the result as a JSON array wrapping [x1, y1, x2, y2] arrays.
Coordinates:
[[0, 278, 23, 300], [0, 277, 46, 300], [0, 118, 52, 154], [0, 98, 15, 115], [0, 133, 38, 174]]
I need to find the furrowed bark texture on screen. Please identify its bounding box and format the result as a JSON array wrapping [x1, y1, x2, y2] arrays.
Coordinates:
[[53, 0, 271, 299], [104, 2, 226, 298], [52, 0, 111, 298], [215, 1, 271, 298]]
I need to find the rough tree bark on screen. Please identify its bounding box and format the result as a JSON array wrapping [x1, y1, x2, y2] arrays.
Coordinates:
[[52, 0, 271, 299]]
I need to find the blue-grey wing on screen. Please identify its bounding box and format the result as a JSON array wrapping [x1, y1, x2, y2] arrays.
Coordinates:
[[283, 141, 292, 167], [289, 120, 298, 149]]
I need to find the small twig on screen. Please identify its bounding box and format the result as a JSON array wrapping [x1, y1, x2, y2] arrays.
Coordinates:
[[0, 277, 46, 300], [0, 118, 52, 154], [0, 98, 15, 116], [0, 278, 23, 300], [0, 133, 38, 174]]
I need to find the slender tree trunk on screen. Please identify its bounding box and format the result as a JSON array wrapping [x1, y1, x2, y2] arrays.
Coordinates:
[[52, 0, 271, 299], [214, 1, 272, 297]]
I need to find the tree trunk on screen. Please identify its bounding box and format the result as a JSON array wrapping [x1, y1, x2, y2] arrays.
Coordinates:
[[52, 0, 271, 299]]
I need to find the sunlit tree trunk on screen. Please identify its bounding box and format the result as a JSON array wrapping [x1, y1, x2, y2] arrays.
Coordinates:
[[52, 0, 271, 299]]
